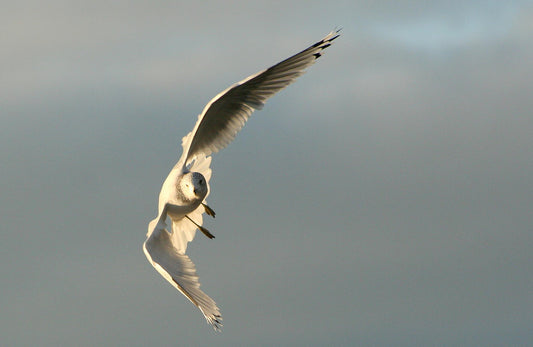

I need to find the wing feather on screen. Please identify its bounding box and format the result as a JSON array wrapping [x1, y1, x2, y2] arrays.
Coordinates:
[[144, 215, 222, 331], [178, 30, 340, 168]]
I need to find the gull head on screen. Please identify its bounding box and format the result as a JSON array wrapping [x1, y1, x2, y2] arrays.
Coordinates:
[[178, 172, 208, 202]]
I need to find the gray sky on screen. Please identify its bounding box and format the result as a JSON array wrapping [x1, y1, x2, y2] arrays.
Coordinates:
[[2, 1, 532, 346]]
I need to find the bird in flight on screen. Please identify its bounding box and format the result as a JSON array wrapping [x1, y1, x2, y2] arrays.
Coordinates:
[[143, 30, 340, 331]]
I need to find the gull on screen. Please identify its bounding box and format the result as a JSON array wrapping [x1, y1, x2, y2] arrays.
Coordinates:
[[143, 30, 340, 331]]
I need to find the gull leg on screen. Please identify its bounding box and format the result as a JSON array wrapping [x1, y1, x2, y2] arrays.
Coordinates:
[[185, 215, 215, 239], [202, 203, 216, 218]]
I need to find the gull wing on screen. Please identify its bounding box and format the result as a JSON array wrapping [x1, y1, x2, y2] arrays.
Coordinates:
[[144, 211, 222, 331], [177, 30, 340, 169]]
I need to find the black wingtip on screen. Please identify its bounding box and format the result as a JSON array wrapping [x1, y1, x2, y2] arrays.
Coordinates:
[[329, 27, 342, 42], [312, 29, 341, 50], [311, 30, 340, 59], [312, 39, 325, 48]]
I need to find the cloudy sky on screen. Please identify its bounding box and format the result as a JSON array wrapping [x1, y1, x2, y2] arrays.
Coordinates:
[[2, 1, 532, 346]]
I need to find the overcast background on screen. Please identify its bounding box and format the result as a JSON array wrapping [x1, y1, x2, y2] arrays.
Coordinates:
[[2, 1, 532, 346]]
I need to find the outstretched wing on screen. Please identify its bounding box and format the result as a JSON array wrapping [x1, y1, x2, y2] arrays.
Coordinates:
[[144, 212, 222, 331], [177, 30, 341, 169]]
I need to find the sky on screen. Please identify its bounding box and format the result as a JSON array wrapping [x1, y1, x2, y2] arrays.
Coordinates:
[[1, 1, 532, 346]]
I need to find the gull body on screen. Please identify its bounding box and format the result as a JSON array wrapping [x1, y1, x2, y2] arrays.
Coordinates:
[[143, 30, 340, 331]]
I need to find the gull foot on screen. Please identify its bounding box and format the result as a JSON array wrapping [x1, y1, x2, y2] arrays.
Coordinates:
[[202, 203, 216, 218], [185, 215, 215, 239]]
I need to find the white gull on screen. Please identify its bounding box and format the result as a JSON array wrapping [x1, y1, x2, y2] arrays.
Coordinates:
[[143, 30, 340, 331]]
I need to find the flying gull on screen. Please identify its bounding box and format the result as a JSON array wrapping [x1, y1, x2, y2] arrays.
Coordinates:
[[143, 30, 340, 331]]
